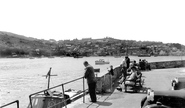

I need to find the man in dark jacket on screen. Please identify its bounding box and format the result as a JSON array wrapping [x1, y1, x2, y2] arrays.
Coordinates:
[[125, 56, 130, 69], [84, 61, 97, 102]]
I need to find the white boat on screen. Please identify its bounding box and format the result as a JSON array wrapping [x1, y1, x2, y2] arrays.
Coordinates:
[[95, 59, 110, 65]]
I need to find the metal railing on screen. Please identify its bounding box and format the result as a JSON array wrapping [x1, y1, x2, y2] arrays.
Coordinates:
[[0, 100, 19, 108], [29, 76, 86, 108]]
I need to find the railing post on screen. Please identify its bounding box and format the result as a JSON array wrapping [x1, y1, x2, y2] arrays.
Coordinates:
[[17, 100, 19, 108], [29, 95, 33, 108], [83, 77, 85, 103], [62, 84, 67, 108], [0, 100, 19, 108]]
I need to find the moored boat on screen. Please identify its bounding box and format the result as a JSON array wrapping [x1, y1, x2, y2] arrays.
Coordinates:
[[95, 59, 110, 65], [27, 68, 86, 108], [73, 55, 83, 58], [138, 54, 151, 57]]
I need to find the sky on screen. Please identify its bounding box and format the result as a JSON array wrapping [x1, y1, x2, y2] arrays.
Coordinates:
[[0, 0, 185, 45]]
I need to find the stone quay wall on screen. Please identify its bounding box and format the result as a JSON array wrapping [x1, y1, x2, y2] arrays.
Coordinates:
[[96, 60, 185, 93], [149, 60, 185, 69], [96, 65, 122, 93]]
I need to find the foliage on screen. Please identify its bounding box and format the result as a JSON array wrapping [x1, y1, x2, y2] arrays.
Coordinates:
[[0, 31, 185, 57]]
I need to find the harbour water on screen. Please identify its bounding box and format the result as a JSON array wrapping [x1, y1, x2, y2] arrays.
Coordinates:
[[0, 56, 185, 108]]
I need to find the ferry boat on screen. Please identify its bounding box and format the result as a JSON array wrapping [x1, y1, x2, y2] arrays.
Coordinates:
[[95, 59, 110, 65]]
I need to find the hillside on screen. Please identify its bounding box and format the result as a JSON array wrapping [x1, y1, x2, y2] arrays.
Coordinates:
[[0, 31, 57, 57], [0, 31, 184, 57]]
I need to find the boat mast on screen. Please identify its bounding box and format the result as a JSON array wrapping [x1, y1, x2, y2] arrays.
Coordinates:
[[47, 68, 51, 89], [43, 67, 57, 89]]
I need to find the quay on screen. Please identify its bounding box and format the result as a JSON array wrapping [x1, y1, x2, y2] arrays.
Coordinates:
[[1, 60, 185, 108], [68, 67, 184, 108]]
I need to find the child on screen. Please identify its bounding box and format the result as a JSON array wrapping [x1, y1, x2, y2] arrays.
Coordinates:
[[109, 65, 114, 76]]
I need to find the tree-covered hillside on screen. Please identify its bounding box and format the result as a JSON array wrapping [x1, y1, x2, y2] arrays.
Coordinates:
[[0, 31, 184, 58]]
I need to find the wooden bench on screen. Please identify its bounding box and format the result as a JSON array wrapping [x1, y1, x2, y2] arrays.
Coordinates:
[[124, 73, 142, 92]]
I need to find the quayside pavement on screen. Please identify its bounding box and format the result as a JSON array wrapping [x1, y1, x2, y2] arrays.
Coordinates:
[[68, 67, 185, 108]]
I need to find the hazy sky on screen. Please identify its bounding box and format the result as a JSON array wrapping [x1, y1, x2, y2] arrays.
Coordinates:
[[0, 0, 185, 45]]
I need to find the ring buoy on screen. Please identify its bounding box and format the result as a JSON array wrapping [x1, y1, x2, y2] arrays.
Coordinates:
[[44, 90, 50, 96]]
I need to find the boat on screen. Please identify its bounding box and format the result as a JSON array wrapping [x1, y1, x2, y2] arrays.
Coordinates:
[[73, 55, 83, 58], [95, 59, 110, 65], [1, 60, 185, 108], [29, 57, 35, 59], [138, 53, 151, 57], [27, 68, 86, 108], [0, 67, 87, 108]]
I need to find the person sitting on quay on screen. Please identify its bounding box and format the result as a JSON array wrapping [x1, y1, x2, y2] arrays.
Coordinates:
[[139, 59, 151, 71], [133, 60, 139, 67], [126, 63, 141, 79], [117, 63, 141, 91]]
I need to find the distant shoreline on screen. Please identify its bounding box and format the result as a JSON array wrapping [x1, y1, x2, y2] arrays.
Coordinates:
[[0, 54, 183, 58]]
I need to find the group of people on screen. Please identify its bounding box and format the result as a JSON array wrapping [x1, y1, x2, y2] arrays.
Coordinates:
[[117, 56, 142, 91], [139, 59, 151, 71], [83, 56, 149, 103]]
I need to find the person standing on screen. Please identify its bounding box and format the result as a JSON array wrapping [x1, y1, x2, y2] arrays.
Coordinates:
[[125, 56, 130, 69], [108, 65, 114, 76], [120, 59, 126, 78], [108, 65, 114, 91], [83, 61, 97, 102]]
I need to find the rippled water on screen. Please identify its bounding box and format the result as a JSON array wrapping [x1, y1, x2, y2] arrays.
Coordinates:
[[0, 56, 185, 108]]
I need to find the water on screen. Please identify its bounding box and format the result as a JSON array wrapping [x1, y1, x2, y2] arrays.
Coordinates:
[[0, 56, 185, 108]]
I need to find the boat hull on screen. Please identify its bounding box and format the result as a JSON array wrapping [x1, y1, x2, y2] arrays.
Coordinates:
[[95, 62, 110, 65], [27, 96, 67, 108]]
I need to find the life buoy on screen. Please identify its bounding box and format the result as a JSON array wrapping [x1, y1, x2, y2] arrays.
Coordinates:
[[44, 90, 53, 96]]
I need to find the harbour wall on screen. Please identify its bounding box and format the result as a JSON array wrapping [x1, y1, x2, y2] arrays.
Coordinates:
[[96, 60, 185, 93], [96, 65, 121, 93], [149, 60, 185, 69]]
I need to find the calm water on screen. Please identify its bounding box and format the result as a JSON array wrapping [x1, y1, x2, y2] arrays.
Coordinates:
[[0, 56, 185, 107]]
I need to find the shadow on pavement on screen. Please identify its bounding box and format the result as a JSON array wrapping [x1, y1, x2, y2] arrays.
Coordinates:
[[96, 101, 112, 106]]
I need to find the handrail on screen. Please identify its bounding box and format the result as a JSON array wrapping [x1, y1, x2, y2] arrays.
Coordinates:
[[0, 100, 19, 108], [29, 76, 84, 96], [29, 76, 86, 108], [63, 76, 84, 85]]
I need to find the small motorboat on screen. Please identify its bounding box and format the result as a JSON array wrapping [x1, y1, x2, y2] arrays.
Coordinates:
[[95, 59, 110, 65]]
